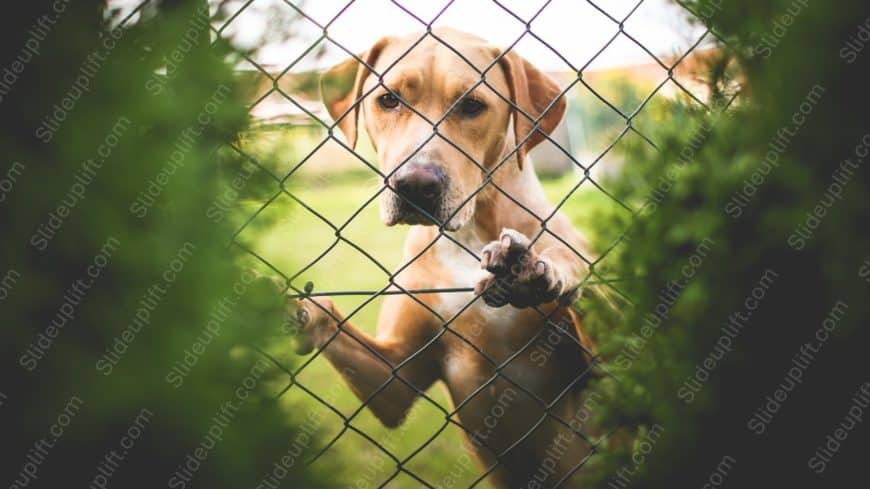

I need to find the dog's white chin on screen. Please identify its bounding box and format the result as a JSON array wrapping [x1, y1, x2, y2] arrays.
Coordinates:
[[380, 210, 465, 231]]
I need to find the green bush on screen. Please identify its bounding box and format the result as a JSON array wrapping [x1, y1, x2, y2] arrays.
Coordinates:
[[579, 0, 869, 486], [0, 2, 328, 488]]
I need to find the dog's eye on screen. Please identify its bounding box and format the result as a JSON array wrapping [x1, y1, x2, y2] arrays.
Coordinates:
[[377, 93, 401, 110], [458, 98, 486, 117]]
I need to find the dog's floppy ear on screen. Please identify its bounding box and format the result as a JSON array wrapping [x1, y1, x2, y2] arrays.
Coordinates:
[[320, 37, 392, 149], [497, 50, 567, 170]]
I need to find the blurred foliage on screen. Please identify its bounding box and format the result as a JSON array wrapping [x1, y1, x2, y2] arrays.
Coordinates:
[[578, 0, 869, 486], [570, 74, 650, 149], [0, 1, 329, 488]]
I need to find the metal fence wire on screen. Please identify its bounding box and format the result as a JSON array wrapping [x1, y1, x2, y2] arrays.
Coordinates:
[[215, 1, 725, 487]]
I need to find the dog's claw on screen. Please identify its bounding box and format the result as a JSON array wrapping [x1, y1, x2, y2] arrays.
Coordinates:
[[476, 228, 564, 309], [501, 235, 512, 248], [296, 306, 310, 326]]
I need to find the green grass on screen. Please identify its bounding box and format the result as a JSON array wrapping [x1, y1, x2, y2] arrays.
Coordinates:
[[234, 168, 623, 488]]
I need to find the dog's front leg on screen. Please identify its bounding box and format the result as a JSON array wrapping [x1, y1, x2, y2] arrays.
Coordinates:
[[474, 227, 586, 309], [292, 296, 440, 428]]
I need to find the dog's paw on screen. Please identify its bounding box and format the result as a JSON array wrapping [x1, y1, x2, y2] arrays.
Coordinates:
[[474, 229, 568, 308], [288, 296, 337, 355]]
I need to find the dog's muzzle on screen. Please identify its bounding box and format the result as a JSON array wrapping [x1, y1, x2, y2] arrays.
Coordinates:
[[389, 163, 448, 225]]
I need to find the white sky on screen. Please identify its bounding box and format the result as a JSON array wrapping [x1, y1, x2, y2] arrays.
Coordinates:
[[113, 0, 710, 72]]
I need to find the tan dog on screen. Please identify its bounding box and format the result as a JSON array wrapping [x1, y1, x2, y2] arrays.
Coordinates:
[[294, 28, 597, 488]]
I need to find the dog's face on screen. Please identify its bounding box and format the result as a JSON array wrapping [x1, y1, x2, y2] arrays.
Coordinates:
[[321, 28, 566, 231]]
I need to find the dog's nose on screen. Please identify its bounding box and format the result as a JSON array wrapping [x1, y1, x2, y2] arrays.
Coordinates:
[[393, 164, 446, 210]]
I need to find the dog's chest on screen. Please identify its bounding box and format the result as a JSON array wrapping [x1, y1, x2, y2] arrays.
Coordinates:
[[431, 235, 518, 326]]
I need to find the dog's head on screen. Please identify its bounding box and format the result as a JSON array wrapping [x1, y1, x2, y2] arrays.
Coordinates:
[[321, 28, 566, 231]]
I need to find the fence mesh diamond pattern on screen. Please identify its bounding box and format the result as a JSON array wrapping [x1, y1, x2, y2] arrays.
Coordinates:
[[211, 1, 722, 487]]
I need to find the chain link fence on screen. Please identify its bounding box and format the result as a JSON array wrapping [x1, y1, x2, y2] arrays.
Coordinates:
[[211, 1, 725, 487]]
